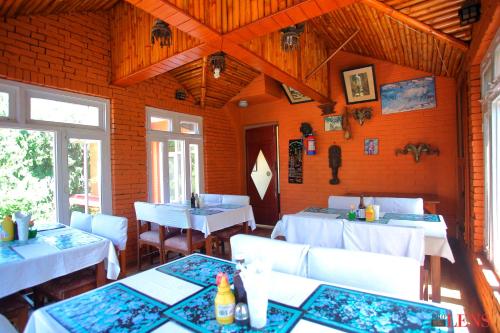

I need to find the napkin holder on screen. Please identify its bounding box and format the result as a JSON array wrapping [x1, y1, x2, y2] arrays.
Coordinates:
[[240, 260, 270, 329], [14, 212, 31, 242]]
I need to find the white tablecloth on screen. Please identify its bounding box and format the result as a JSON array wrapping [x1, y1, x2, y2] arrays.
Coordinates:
[[272, 212, 455, 263], [0, 227, 120, 298], [191, 205, 256, 237], [25, 254, 454, 333]]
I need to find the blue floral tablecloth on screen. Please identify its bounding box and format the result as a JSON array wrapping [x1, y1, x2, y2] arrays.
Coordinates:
[[190, 208, 224, 216], [0, 246, 23, 264], [156, 254, 235, 286], [165, 285, 303, 333], [383, 213, 441, 222], [304, 207, 349, 216], [41, 230, 103, 250], [47, 283, 169, 333], [212, 204, 244, 209], [301, 284, 453, 332]]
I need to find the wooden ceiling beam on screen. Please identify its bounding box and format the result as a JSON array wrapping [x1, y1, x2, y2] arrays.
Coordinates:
[[360, 0, 468, 51], [200, 56, 208, 108]]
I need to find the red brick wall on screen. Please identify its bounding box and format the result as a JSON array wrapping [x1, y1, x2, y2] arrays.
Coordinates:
[[0, 11, 242, 264], [239, 51, 459, 234]]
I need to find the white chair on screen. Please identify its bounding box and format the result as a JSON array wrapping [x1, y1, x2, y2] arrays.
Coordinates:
[[328, 196, 374, 210], [92, 214, 128, 276], [374, 197, 424, 214], [200, 194, 223, 206], [70, 211, 92, 233], [0, 314, 17, 333], [222, 195, 250, 205], [230, 234, 309, 277], [307, 247, 421, 300]]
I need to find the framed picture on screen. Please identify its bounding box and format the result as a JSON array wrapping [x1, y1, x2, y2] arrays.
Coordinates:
[[364, 138, 379, 155], [381, 76, 436, 114], [341, 65, 377, 104], [324, 115, 343, 131], [282, 84, 313, 104]]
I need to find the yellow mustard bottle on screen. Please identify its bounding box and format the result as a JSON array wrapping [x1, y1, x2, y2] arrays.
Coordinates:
[[1, 215, 14, 241], [365, 205, 375, 222], [214, 274, 235, 325]]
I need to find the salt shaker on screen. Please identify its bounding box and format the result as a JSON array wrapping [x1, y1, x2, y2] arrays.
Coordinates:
[[234, 302, 249, 327]]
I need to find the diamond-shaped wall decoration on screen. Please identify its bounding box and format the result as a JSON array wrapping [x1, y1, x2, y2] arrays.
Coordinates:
[[250, 150, 272, 200]]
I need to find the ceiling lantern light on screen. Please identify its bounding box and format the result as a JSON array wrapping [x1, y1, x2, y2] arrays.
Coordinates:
[[458, 0, 481, 26], [151, 19, 172, 47], [280, 24, 305, 52], [238, 100, 249, 108], [210, 52, 225, 79]]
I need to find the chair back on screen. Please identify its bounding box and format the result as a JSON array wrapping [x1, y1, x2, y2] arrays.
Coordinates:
[[91, 214, 128, 251], [328, 196, 374, 210], [307, 247, 420, 300], [70, 211, 92, 233], [200, 194, 222, 206], [373, 197, 424, 214], [230, 234, 309, 277], [222, 195, 250, 205], [134, 202, 190, 229], [342, 222, 425, 264], [0, 314, 17, 333]]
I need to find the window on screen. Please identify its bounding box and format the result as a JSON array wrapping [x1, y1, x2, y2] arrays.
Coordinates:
[[482, 29, 500, 273], [146, 108, 203, 204], [0, 79, 111, 224]]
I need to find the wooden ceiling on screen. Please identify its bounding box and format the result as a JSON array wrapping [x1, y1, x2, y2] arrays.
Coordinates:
[[169, 55, 260, 108], [0, 0, 120, 17], [3, 0, 486, 108]]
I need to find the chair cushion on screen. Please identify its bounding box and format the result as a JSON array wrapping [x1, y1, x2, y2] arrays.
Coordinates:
[[70, 211, 92, 233], [230, 234, 309, 277], [328, 196, 374, 210], [307, 247, 420, 300], [139, 230, 161, 243], [222, 195, 250, 205], [373, 197, 424, 214], [163, 231, 206, 252], [92, 214, 128, 250]]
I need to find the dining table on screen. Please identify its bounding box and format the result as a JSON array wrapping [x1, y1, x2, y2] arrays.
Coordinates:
[[25, 253, 454, 333], [271, 208, 455, 303], [0, 223, 120, 298]]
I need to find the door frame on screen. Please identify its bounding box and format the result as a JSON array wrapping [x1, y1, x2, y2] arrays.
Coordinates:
[[244, 122, 280, 227]]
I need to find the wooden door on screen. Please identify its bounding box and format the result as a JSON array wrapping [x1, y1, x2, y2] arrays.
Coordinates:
[[245, 125, 279, 225]]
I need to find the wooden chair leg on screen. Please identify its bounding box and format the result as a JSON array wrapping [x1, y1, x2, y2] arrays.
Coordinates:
[[205, 236, 213, 256], [33, 290, 45, 308], [17, 305, 28, 332], [119, 250, 127, 278]]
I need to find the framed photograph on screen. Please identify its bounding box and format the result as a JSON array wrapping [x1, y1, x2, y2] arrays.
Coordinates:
[[324, 115, 343, 132], [381, 76, 436, 114], [364, 138, 379, 155], [341, 65, 377, 104], [282, 84, 313, 104]]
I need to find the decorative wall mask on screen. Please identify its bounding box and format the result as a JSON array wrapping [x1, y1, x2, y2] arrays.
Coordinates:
[[341, 108, 352, 140], [352, 107, 372, 125], [319, 102, 336, 116], [328, 145, 342, 185], [395, 143, 440, 162], [151, 19, 172, 47]]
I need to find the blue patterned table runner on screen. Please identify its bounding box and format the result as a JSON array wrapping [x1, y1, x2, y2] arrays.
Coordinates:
[[384, 213, 441, 222], [165, 285, 303, 333], [47, 283, 169, 333], [190, 208, 224, 216], [156, 254, 235, 286], [304, 207, 348, 216], [0, 246, 23, 264], [301, 284, 453, 332], [35, 222, 66, 232], [212, 204, 244, 209], [41, 230, 103, 250]]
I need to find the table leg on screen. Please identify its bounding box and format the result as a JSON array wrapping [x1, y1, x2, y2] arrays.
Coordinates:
[[96, 261, 106, 287], [205, 236, 213, 256], [243, 222, 249, 234], [430, 256, 441, 303]]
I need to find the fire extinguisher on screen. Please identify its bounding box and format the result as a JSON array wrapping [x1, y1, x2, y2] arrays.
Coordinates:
[[304, 135, 316, 155]]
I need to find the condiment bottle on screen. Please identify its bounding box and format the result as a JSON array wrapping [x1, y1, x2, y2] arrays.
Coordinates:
[[214, 274, 235, 325], [1, 216, 14, 241], [365, 205, 375, 222], [357, 195, 366, 220], [190, 193, 196, 208], [234, 302, 249, 327], [233, 255, 247, 304], [195, 194, 200, 209]]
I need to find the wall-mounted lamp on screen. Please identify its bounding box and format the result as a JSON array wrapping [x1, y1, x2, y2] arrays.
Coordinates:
[[458, 1, 481, 26], [280, 24, 305, 52], [210, 52, 225, 79], [151, 19, 172, 47]]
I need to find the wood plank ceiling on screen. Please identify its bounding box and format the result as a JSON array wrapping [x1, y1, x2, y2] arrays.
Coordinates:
[[2, 0, 480, 108]]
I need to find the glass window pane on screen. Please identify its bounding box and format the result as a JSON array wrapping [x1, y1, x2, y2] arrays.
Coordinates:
[[30, 98, 99, 126], [483, 64, 493, 98], [189, 144, 200, 194], [0, 92, 8, 117], [150, 141, 165, 203], [150, 116, 172, 131], [68, 139, 101, 215], [0, 128, 56, 223], [180, 121, 198, 134], [494, 45, 500, 79], [169, 140, 185, 203]]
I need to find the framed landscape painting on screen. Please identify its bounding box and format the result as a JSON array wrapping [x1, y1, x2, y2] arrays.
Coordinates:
[[381, 76, 436, 114], [341, 65, 377, 104]]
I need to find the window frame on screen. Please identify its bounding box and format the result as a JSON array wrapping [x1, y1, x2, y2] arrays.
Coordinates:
[[0, 78, 111, 224], [146, 107, 204, 204]]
